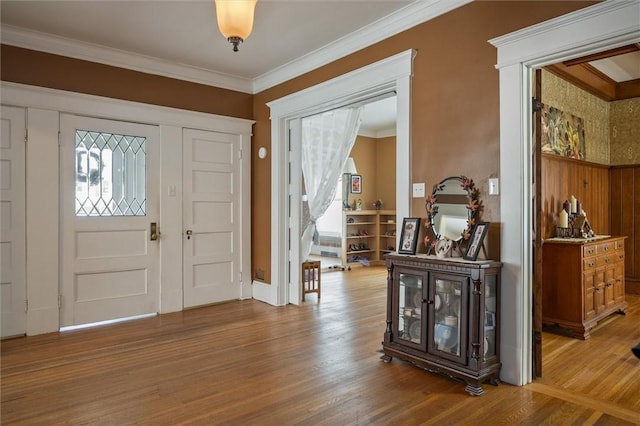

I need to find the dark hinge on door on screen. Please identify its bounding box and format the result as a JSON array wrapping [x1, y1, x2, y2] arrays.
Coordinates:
[[532, 97, 542, 113]]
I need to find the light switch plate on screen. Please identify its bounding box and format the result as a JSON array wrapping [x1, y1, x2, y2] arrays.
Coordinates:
[[412, 183, 425, 198], [488, 178, 499, 195]]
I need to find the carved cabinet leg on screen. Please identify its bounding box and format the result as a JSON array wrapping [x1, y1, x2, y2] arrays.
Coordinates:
[[464, 383, 484, 396]]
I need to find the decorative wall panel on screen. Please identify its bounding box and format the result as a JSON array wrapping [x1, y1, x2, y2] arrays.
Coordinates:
[[610, 98, 640, 165], [542, 70, 610, 165]]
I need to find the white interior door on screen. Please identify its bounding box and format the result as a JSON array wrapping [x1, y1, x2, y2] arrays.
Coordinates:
[[1, 106, 26, 337], [183, 128, 241, 308], [60, 114, 160, 327]]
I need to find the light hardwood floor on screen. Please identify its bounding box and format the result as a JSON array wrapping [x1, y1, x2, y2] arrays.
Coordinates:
[[2, 266, 639, 425]]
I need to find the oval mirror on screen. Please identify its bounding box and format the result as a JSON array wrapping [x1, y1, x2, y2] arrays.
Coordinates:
[[424, 176, 481, 254]]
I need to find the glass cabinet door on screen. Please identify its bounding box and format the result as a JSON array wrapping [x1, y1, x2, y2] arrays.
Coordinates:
[[429, 275, 467, 363], [483, 275, 498, 361], [395, 272, 424, 348]]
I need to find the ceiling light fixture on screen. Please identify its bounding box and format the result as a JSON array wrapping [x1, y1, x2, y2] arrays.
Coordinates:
[[214, 0, 257, 52]]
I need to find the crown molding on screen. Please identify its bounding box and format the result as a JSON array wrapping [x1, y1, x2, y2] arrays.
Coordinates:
[[252, 0, 472, 93], [1, 25, 254, 94], [490, 0, 640, 69], [1, 0, 470, 95]]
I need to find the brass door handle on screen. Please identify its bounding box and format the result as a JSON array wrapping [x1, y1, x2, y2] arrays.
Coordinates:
[[150, 222, 159, 241]]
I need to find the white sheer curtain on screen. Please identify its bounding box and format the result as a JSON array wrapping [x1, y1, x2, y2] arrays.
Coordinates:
[[300, 106, 363, 261]]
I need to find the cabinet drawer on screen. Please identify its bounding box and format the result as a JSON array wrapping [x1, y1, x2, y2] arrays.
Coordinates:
[[583, 244, 597, 258], [598, 241, 613, 255], [597, 254, 615, 268], [614, 239, 625, 251], [583, 258, 597, 271]]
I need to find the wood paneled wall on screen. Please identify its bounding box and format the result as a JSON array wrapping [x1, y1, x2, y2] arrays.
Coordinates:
[[541, 154, 610, 240], [610, 165, 640, 292]]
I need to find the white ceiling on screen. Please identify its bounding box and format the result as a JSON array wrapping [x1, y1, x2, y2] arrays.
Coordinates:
[[1, 0, 460, 94], [590, 51, 640, 82], [2, 0, 456, 135]]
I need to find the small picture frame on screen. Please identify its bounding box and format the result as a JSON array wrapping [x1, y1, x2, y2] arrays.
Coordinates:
[[350, 174, 362, 194], [464, 222, 489, 261], [484, 311, 496, 329], [398, 217, 421, 255]]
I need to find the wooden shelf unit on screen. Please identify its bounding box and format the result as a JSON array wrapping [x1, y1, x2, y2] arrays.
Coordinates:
[[342, 210, 396, 266]]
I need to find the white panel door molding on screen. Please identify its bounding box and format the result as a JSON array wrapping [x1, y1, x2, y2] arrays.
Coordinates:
[[183, 128, 242, 307], [60, 114, 160, 326], [1, 106, 26, 337]]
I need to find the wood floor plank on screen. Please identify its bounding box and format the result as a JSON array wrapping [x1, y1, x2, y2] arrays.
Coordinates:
[[2, 265, 639, 424]]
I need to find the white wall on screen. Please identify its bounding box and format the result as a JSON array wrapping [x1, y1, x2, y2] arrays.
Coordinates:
[[2, 82, 253, 335]]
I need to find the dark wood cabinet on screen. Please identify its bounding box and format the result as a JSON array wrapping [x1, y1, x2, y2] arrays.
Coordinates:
[[542, 236, 627, 339], [381, 254, 502, 396]]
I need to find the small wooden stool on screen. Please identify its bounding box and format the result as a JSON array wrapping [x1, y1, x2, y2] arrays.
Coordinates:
[[301, 260, 321, 301]]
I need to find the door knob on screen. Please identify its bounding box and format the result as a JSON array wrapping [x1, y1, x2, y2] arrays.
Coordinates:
[[186, 229, 193, 240], [150, 222, 159, 241]]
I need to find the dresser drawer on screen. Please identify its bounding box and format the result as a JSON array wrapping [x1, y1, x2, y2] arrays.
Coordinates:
[[597, 254, 615, 268], [614, 239, 625, 251], [583, 244, 597, 258], [598, 241, 614, 255], [583, 257, 597, 271]]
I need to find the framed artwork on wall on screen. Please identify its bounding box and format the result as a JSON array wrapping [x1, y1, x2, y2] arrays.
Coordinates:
[[350, 174, 362, 194]]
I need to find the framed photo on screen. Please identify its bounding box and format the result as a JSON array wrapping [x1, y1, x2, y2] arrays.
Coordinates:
[[464, 222, 489, 261], [398, 217, 421, 255], [484, 311, 496, 329], [350, 174, 362, 194]]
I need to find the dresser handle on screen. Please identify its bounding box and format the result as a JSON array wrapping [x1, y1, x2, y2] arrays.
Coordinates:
[[588, 262, 594, 268], [604, 246, 609, 251], [605, 258, 610, 264]]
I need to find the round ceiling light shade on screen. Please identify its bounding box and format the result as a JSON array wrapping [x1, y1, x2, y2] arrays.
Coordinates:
[[215, 0, 258, 52]]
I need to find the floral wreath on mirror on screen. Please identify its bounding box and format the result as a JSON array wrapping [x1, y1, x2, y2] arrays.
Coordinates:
[[423, 175, 482, 255]]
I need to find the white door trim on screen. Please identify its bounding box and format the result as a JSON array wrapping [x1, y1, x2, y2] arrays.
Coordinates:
[[1, 82, 253, 335], [261, 49, 415, 307], [490, 0, 640, 386]]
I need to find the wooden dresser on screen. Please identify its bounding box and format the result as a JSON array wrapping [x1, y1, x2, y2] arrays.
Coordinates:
[[542, 236, 627, 339]]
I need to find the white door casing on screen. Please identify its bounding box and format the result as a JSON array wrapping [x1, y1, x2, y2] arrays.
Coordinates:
[[1, 106, 26, 338], [489, 1, 640, 386], [261, 49, 414, 307], [60, 114, 160, 327], [182, 128, 243, 307]]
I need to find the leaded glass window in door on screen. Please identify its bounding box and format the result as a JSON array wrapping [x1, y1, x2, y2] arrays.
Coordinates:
[[75, 130, 146, 216]]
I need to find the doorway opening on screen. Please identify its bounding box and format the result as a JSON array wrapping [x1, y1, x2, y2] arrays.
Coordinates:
[[307, 95, 398, 275], [264, 50, 414, 307], [491, 0, 639, 386]]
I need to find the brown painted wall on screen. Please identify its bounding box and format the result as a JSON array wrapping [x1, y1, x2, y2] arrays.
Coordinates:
[[0, 2, 595, 285], [1, 45, 253, 119], [252, 1, 595, 282], [348, 137, 377, 210], [375, 136, 396, 211]]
